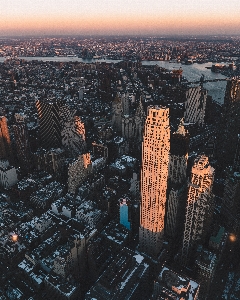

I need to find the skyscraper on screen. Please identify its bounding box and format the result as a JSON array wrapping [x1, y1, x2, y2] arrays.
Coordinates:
[[216, 78, 240, 168], [181, 155, 214, 265], [121, 92, 130, 115], [60, 106, 86, 157], [134, 97, 146, 143], [165, 119, 189, 239], [112, 93, 123, 134], [13, 122, 30, 169], [221, 135, 240, 233], [0, 116, 13, 162], [139, 106, 170, 258], [168, 119, 189, 185], [119, 197, 131, 230], [184, 85, 207, 126], [36, 99, 64, 150]]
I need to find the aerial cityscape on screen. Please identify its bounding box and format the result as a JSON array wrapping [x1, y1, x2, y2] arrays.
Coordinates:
[[1, 1, 240, 300]]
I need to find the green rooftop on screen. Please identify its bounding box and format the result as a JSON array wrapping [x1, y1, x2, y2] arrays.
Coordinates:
[[210, 227, 225, 244]]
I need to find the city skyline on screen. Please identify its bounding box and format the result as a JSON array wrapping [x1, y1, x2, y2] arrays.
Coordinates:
[[1, 0, 240, 36]]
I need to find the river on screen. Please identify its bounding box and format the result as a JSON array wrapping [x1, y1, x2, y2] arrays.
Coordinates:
[[0, 57, 227, 104]]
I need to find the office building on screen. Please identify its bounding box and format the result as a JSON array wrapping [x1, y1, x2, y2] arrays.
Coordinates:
[[0, 116, 13, 161], [216, 78, 240, 167], [112, 93, 123, 134], [85, 248, 149, 300], [195, 248, 217, 299], [36, 99, 64, 149], [221, 134, 240, 233], [152, 264, 199, 300], [121, 92, 130, 115], [168, 119, 189, 185], [181, 155, 214, 265], [60, 106, 86, 157], [134, 97, 146, 143], [166, 119, 189, 239], [184, 85, 207, 126], [139, 106, 170, 258], [0, 159, 18, 189], [119, 197, 131, 230], [68, 153, 92, 194], [221, 169, 240, 233], [13, 122, 30, 168]]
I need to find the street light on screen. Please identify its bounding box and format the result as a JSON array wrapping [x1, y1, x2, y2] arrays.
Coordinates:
[[12, 234, 18, 242]]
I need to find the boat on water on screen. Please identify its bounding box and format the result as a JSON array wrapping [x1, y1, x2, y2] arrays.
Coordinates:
[[211, 64, 226, 72]]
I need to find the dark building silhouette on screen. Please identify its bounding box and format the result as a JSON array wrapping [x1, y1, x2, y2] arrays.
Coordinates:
[[165, 120, 189, 242], [13, 123, 30, 169], [221, 135, 240, 234], [36, 99, 64, 150], [216, 78, 240, 169]]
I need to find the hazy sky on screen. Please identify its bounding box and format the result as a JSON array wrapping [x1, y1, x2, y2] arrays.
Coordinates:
[[1, 0, 240, 36]]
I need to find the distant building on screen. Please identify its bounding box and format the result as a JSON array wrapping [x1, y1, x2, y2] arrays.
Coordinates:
[[122, 97, 145, 145], [152, 264, 199, 300], [139, 106, 170, 258], [181, 156, 215, 265], [134, 97, 146, 143], [112, 93, 123, 134], [121, 92, 130, 115]]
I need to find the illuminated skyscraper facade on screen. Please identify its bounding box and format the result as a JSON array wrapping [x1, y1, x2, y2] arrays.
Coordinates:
[[139, 106, 170, 258], [181, 155, 214, 265], [0, 116, 13, 162], [60, 106, 86, 157]]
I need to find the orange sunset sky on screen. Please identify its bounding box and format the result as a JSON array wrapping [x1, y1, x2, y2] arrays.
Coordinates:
[[1, 0, 240, 36]]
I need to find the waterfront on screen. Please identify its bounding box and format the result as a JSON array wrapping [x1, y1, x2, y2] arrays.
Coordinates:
[[0, 57, 227, 103], [142, 61, 227, 104]]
